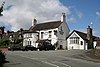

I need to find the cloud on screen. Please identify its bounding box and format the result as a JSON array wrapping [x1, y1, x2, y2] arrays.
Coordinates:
[[77, 12, 83, 19], [68, 17, 75, 22], [0, 0, 70, 31], [96, 11, 100, 17]]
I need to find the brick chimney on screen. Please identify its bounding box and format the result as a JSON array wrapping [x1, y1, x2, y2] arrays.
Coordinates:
[[61, 12, 66, 22], [87, 26, 92, 40], [32, 18, 37, 27], [0, 26, 5, 34], [87, 26, 93, 49]]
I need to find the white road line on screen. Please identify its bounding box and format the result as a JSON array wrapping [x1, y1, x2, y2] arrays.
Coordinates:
[[53, 61, 71, 67], [41, 61, 59, 67], [31, 58, 46, 60], [16, 55, 59, 67]]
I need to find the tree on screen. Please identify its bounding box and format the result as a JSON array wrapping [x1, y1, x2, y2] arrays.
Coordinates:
[[0, 40, 10, 46], [0, 2, 5, 16]]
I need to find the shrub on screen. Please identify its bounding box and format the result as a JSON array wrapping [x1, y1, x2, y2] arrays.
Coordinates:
[[0, 50, 6, 66]]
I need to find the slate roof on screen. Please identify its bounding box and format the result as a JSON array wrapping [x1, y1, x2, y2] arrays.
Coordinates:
[[67, 30, 99, 41], [29, 21, 62, 31]]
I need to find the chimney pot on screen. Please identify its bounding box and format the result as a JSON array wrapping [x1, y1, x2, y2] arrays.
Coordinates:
[[32, 18, 37, 26], [61, 12, 66, 22]]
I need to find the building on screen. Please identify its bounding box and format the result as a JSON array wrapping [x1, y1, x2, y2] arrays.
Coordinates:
[[95, 39, 100, 56], [23, 13, 70, 49], [23, 31, 38, 47], [0, 28, 27, 46], [67, 26, 98, 50]]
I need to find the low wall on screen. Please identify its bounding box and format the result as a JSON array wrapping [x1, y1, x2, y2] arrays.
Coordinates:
[[0, 48, 8, 51], [95, 49, 100, 56], [95, 46, 100, 57]]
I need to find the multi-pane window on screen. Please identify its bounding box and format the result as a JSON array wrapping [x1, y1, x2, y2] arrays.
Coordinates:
[[24, 33, 32, 38], [28, 41, 31, 45], [70, 37, 79, 44], [29, 33, 32, 37]]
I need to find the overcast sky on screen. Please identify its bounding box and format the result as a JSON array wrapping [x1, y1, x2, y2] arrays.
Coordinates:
[[0, 0, 100, 37]]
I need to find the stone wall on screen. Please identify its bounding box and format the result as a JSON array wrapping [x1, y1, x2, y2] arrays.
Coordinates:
[[95, 49, 100, 57]]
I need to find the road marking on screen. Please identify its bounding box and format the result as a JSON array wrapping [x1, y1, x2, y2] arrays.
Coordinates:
[[41, 61, 59, 67], [53, 61, 71, 67], [31, 58, 46, 60], [17, 55, 59, 67]]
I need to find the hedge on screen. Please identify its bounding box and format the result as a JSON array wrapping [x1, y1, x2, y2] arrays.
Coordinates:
[[0, 50, 6, 67]]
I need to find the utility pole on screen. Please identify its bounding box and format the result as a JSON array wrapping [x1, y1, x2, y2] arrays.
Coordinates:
[[0, 2, 5, 16]]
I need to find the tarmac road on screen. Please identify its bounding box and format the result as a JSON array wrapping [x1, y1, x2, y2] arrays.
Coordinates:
[[3, 50, 100, 67]]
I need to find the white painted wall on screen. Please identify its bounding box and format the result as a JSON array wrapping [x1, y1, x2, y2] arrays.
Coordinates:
[[23, 21, 70, 50], [23, 33, 38, 47], [36, 28, 58, 45], [93, 41, 97, 48], [67, 32, 87, 50]]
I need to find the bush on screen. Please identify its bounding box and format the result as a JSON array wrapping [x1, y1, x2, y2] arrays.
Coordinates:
[[0, 50, 6, 66]]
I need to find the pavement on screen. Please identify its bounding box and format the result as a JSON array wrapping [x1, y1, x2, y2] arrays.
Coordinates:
[[3, 50, 100, 67]]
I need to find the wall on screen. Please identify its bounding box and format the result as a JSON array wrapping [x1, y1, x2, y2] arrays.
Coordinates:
[[23, 33, 38, 47], [37, 28, 58, 45], [57, 22, 70, 49], [67, 32, 87, 50]]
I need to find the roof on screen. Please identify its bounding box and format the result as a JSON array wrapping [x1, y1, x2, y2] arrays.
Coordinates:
[[23, 31, 38, 34], [29, 21, 62, 31], [36, 39, 48, 43], [67, 30, 99, 41]]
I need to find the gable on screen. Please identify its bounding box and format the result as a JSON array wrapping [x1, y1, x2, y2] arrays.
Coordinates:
[[67, 30, 98, 41], [69, 32, 80, 39]]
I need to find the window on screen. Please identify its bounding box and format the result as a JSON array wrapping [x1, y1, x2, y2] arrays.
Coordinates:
[[28, 41, 31, 45], [59, 26, 64, 35], [41, 32, 44, 39], [81, 41, 83, 45], [54, 30, 57, 36], [70, 37, 79, 44], [49, 31, 52, 38], [29, 33, 32, 37]]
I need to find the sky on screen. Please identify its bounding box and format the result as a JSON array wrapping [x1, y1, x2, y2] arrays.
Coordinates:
[[0, 0, 100, 37]]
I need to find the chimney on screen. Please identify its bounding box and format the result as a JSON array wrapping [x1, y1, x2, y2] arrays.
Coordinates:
[[61, 12, 66, 22], [0, 26, 5, 34], [87, 26, 92, 40], [32, 18, 37, 26]]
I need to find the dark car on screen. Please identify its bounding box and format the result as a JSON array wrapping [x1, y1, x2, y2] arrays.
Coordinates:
[[38, 42, 55, 51], [8, 46, 21, 51], [22, 45, 37, 51]]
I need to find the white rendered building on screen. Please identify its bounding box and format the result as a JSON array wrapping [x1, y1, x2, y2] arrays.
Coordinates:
[[23, 13, 70, 49]]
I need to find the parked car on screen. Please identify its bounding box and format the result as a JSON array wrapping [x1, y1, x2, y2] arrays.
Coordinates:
[[22, 45, 37, 51], [8, 46, 21, 51], [38, 42, 55, 51]]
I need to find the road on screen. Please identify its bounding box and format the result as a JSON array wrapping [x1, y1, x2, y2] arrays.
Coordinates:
[[3, 50, 100, 67]]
